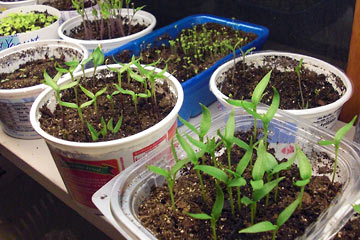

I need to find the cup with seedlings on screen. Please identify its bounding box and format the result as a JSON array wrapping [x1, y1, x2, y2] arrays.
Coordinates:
[[94, 72, 360, 239], [29, 45, 184, 211]]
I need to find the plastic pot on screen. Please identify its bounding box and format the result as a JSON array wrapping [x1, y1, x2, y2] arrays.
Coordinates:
[[29, 64, 184, 211], [209, 51, 353, 129], [93, 106, 360, 240], [0, 5, 61, 51], [0, 39, 88, 139], [0, 0, 36, 11], [104, 14, 269, 124], [58, 8, 156, 54]]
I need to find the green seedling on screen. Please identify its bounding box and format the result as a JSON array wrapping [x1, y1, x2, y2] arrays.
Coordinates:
[[114, 84, 151, 115], [226, 139, 253, 211], [195, 164, 245, 216], [59, 101, 85, 124], [186, 182, 224, 240], [91, 46, 105, 78], [79, 85, 107, 114], [176, 130, 207, 203], [86, 117, 107, 141], [239, 47, 255, 73], [295, 58, 305, 109], [318, 115, 357, 183], [222, 38, 244, 83], [42, 71, 78, 126], [293, 145, 312, 210], [239, 196, 301, 240], [147, 157, 190, 210], [107, 116, 123, 134], [238, 86, 280, 148], [179, 103, 211, 143], [227, 70, 272, 140], [56, 59, 81, 105], [186, 135, 221, 167]]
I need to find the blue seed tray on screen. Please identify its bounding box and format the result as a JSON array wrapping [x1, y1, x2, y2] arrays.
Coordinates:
[[105, 14, 269, 123]]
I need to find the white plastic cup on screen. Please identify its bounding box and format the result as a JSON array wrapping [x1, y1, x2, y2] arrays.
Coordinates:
[[209, 51, 353, 129], [0, 5, 61, 51], [0, 40, 88, 139], [58, 9, 156, 53], [29, 64, 184, 211], [0, 0, 36, 11]]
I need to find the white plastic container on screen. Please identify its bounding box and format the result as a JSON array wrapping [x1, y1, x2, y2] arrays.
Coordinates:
[[30, 64, 183, 211], [209, 51, 353, 129], [0, 5, 61, 51], [58, 8, 156, 53], [92, 106, 360, 240], [0, 39, 88, 139], [0, 0, 36, 11]]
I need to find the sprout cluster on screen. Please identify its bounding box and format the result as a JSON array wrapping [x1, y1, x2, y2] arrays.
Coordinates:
[[148, 70, 355, 239]]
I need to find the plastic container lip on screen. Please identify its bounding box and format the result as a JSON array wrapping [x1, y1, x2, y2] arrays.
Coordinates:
[[29, 64, 184, 149], [209, 50, 353, 116], [105, 106, 360, 240]]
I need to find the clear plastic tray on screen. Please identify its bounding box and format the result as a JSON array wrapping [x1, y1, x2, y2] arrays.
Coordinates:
[[93, 106, 360, 240]]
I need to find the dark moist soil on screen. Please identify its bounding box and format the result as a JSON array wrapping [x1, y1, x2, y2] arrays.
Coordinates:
[[218, 55, 345, 110], [333, 214, 360, 240], [0, 55, 66, 89], [42, 0, 95, 11], [67, 16, 148, 40], [38, 68, 176, 142], [106, 22, 257, 83], [138, 131, 343, 240]]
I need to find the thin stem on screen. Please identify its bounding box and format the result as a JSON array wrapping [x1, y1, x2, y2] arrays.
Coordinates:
[[332, 147, 339, 184]]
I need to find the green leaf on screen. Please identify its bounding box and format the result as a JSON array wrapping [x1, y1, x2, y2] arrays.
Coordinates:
[[80, 100, 94, 109], [92, 46, 104, 67], [253, 177, 285, 202], [186, 134, 207, 151], [318, 140, 334, 146], [233, 137, 249, 150], [113, 116, 123, 133], [334, 115, 357, 146], [186, 212, 212, 220], [271, 153, 296, 175], [251, 70, 272, 106], [294, 178, 310, 187], [224, 110, 235, 142], [170, 158, 190, 177], [296, 145, 312, 180], [43, 71, 58, 91], [264, 152, 278, 174], [276, 197, 301, 228], [250, 179, 264, 190], [199, 103, 211, 140], [178, 115, 200, 137], [59, 101, 78, 109], [252, 139, 266, 181], [228, 177, 246, 187], [236, 141, 253, 175], [263, 87, 280, 124], [226, 99, 247, 108], [86, 121, 99, 141], [353, 204, 360, 214], [194, 165, 228, 184], [212, 182, 224, 221], [176, 131, 197, 164], [95, 86, 108, 97], [147, 165, 170, 178], [59, 80, 78, 91], [79, 85, 95, 98], [239, 221, 277, 234], [241, 196, 253, 206]]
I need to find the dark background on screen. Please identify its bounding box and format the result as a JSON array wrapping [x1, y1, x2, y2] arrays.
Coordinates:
[[133, 0, 356, 71]]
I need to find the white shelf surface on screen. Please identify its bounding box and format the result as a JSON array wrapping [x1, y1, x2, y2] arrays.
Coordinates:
[[0, 102, 355, 240]]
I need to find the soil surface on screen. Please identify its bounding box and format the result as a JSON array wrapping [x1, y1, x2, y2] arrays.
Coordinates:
[[333, 213, 360, 240], [38, 68, 176, 142], [67, 15, 148, 40], [42, 0, 95, 11], [106, 22, 257, 83], [218, 55, 345, 110], [138, 131, 343, 240], [0, 55, 66, 89]]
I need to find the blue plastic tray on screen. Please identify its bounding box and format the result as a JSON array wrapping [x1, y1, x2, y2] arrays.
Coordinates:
[[105, 14, 269, 123]]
